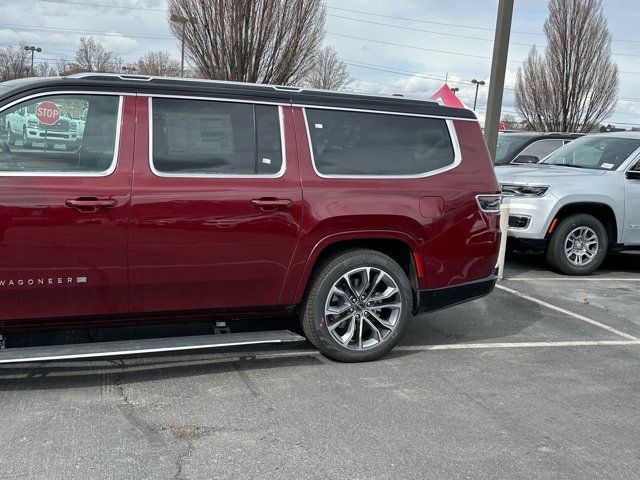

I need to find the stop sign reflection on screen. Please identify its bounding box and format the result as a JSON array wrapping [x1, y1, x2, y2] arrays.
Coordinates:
[[35, 101, 61, 126]]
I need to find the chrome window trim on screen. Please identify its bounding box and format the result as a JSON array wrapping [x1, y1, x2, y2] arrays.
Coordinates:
[[302, 107, 462, 179], [148, 96, 286, 179], [0, 91, 125, 178], [148, 92, 289, 107], [293, 103, 478, 122]]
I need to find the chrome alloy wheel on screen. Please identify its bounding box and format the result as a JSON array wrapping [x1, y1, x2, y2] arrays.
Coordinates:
[[564, 226, 599, 266], [324, 267, 402, 350]]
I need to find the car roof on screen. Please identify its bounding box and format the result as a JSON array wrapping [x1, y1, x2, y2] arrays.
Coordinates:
[[499, 131, 583, 139], [590, 131, 640, 140], [0, 73, 477, 120]]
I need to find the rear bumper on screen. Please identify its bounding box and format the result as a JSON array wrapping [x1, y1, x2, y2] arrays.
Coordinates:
[[418, 272, 497, 313]]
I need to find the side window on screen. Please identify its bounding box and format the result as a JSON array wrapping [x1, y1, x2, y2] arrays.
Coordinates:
[[0, 94, 120, 174], [305, 108, 455, 176], [151, 98, 283, 176], [513, 139, 564, 163]]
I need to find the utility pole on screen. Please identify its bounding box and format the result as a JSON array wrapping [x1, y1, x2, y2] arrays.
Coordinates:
[[170, 14, 188, 77], [484, 0, 514, 159]]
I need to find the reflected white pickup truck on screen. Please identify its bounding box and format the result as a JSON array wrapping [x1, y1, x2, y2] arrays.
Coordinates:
[[496, 132, 640, 275], [5, 102, 79, 150]]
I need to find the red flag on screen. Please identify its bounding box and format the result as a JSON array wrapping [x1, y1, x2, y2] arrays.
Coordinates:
[[429, 84, 466, 109]]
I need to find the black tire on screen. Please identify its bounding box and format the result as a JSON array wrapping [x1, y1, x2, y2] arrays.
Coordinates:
[[546, 214, 608, 275], [6, 124, 15, 146], [300, 249, 412, 362], [22, 127, 32, 149]]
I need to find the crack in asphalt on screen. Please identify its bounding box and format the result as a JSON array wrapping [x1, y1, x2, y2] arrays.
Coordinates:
[[111, 360, 217, 479], [173, 439, 193, 480]]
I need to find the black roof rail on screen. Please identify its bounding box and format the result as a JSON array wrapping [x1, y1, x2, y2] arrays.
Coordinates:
[[64, 72, 437, 104], [0, 73, 475, 119]]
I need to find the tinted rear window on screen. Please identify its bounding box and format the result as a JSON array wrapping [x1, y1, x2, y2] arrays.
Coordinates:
[[306, 109, 455, 176]]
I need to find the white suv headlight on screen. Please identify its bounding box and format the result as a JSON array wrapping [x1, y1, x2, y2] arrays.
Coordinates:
[[501, 184, 549, 197]]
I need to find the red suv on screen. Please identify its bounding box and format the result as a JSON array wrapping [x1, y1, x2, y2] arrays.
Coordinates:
[[0, 74, 501, 362]]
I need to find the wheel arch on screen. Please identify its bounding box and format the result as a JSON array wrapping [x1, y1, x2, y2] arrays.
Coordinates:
[[292, 232, 423, 313], [548, 202, 619, 246]]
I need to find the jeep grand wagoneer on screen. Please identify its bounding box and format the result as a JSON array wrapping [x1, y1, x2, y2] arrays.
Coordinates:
[[0, 74, 501, 362]]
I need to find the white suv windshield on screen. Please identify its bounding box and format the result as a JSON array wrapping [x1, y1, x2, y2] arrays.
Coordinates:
[[541, 136, 640, 170]]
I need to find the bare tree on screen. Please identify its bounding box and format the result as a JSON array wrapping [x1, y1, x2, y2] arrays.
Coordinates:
[[515, 0, 618, 133], [74, 37, 122, 73], [0, 44, 29, 81], [56, 60, 84, 76], [34, 61, 57, 78], [136, 51, 181, 76], [303, 46, 352, 90], [168, 0, 325, 85], [501, 114, 521, 131]]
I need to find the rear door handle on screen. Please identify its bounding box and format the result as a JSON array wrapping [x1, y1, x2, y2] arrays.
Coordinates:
[[250, 198, 293, 210], [65, 197, 118, 212]]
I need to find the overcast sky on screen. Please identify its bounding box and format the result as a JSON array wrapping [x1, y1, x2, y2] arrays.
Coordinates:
[[0, 0, 638, 126]]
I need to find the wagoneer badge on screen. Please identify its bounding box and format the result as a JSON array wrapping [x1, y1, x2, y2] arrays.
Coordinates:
[[0, 276, 88, 287]]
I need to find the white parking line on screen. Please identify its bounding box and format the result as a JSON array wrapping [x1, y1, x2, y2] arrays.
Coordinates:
[[395, 340, 640, 351], [496, 284, 640, 341], [507, 277, 640, 281]]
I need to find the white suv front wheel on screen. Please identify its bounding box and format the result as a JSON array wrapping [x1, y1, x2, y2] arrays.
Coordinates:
[[546, 214, 608, 275]]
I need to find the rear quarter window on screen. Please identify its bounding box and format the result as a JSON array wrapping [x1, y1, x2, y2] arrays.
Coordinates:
[[305, 108, 456, 177]]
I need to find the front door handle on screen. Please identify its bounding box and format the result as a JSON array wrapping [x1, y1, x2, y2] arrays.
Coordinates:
[[250, 198, 293, 210], [65, 197, 118, 212]]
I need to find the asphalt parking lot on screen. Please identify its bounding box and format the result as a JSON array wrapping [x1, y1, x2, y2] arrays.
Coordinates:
[[1, 254, 639, 480]]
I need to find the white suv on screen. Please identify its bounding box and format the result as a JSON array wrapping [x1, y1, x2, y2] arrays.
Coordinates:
[[496, 132, 640, 275]]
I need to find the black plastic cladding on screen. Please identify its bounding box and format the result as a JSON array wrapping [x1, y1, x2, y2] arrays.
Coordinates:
[[0, 75, 478, 120]]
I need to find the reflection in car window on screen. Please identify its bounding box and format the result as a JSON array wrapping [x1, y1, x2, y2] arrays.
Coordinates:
[[542, 136, 640, 170], [0, 95, 119, 174], [151, 98, 282, 176], [306, 109, 454, 176], [513, 139, 565, 163], [495, 134, 533, 164]]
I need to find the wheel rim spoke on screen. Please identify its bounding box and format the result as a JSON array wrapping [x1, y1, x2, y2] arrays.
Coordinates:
[[363, 317, 383, 346], [338, 316, 356, 345], [564, 226, 599, 266], [369, 285, 399, 303], [324, 266, 402, 351], [328, 313, 353, 332]]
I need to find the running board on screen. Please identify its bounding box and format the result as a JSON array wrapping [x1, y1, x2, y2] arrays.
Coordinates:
[[0, 330, 306, 364]]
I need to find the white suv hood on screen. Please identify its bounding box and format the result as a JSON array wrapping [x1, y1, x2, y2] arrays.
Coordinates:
[[495, 164, 607, 185]]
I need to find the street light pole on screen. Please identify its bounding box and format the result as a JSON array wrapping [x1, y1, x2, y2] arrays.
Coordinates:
[[471, 79, 486, 110], [450, 87, 460, 95], [24, 45, 42, 75], [484, 0, 514, 159], [170, 14, 188, 77]]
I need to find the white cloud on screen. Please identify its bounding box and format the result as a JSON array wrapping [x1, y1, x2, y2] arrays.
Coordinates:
[[0, 0, 637, 125]]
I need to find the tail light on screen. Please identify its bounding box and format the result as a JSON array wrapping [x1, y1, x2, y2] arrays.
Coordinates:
[[476, 194, 501, 213]]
